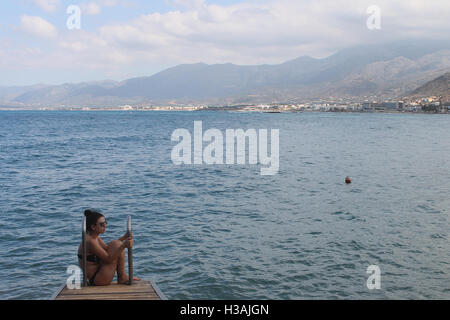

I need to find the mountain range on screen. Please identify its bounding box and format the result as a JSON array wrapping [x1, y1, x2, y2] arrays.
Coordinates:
[[1, 40, 450, 108], [406, 72, 450, 103]]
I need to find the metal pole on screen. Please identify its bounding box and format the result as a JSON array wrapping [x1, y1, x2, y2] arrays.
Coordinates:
[[82, 217, 87, 287], [127, 215, 133, 285]]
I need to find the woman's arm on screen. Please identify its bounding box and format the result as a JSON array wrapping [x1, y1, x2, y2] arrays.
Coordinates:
[[88, 238, 126, 264], [119, 232, 132, 242], [98, 237, 109, 250]]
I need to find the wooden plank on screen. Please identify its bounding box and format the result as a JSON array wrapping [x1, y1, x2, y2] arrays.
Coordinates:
[[56, 294, 160, 300], [57, 292, 159, 299], [50, 284, 67, 300], [150, 279, 168, 300], [57, 289, 157, 296], [56, 292, 160, 300], [59, 281, 154, 294], [59, 288, 156, 296], [55, 280, 164, 300], [59, 280, 152, 291]]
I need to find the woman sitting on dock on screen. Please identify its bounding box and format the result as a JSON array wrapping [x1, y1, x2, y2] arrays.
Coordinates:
[[77, 209, 140, 286]]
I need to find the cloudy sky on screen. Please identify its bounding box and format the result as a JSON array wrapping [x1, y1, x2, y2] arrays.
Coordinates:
[[1, 0, 449, 86]]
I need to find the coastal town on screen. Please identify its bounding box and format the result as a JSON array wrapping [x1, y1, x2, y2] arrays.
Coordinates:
[[67, 95, 449, 113]]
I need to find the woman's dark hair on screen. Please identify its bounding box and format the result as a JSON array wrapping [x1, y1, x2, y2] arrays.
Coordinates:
[[84, 209, 104, 232]]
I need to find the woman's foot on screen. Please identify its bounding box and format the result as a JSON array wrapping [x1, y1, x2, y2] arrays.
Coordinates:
[[118, 274, 141, 284]]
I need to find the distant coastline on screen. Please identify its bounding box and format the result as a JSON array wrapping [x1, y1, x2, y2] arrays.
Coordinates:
[[1, 99, 448, 114], [0, 108, 447, 114]]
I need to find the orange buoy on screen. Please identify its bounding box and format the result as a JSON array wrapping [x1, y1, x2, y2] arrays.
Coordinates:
[[345, 176, 352, 184]]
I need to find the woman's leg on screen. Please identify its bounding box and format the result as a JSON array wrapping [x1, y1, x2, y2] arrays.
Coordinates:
[[116, 249, 141, 283], [92, 240, 123, 286], [116, 248, 128, 284]]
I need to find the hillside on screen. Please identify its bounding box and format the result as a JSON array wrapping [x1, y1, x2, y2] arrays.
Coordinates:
[[2, 41, 450, 107], [406, 73, 450, 103]]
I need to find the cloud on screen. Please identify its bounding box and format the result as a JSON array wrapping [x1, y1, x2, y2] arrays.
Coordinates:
[[171, 0, 205, 10], [8, 0, 450, 84], [32, 0, 60, 12], [94, 0, 369, 65], [81, 0, 123, 15], [20, 15, 58, 38], [106, 0, 449, 61], [82, 2, 102, 15]]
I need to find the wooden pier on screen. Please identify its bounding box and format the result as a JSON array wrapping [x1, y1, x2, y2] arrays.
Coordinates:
[[54, 216, 167, 300], [53, 280, 167, 300]]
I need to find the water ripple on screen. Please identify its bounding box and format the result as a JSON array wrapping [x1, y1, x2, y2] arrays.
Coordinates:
[[0, 111, 449, 299]]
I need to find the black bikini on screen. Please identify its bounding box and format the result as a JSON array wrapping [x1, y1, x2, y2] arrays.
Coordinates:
[[78, 254, 101, 285], [88, 267, 100, 286], [78, 254, 100, 264]]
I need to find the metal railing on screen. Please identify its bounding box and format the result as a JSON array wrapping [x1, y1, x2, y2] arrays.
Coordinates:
[[81, 215, 134, 287]]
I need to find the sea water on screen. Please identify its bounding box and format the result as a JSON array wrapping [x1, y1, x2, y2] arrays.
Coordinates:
[[0, 111, 448, 299]]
